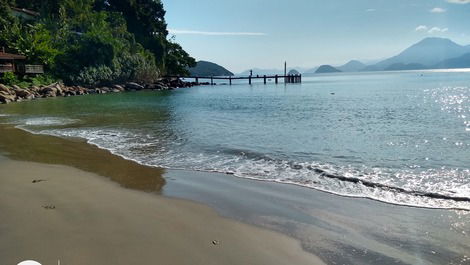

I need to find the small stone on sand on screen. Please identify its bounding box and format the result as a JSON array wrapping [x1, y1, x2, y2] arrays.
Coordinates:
[[32, 179, 47, 183]]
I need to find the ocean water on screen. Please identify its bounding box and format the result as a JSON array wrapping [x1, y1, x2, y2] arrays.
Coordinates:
[[1, 70, 469, 210]]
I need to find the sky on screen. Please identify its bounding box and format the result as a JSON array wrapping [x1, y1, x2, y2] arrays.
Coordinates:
[[163, 0, 470, 73]]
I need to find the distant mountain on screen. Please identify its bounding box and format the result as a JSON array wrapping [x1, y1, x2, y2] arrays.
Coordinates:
[[385, 63, 428, 71], [188, 61, 233, 76], [315, 65, 341, 73], [304, 67, 319, 74], [432, 53, 470, 69], [239, 67, 309, 76], [337, 60, 366, 72], [365, 38, 470, 71], [288, 69, 300, 75]]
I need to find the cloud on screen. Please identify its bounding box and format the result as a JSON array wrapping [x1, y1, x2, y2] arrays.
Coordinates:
[[428, 27, 448, 33], [365, 8, 376, 12], [168, 29, 267, 36], [415, 25, 428, 31], [430, 7, 446, 13], [415, 25, 449, 34], [446, 0, 470, 4]]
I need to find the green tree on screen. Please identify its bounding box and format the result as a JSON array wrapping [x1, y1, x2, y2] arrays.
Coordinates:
[[2, 0, 195, 86], [165, 41, 195, 76], [95, 0, 195, 75], [4, 23, 59, 67]]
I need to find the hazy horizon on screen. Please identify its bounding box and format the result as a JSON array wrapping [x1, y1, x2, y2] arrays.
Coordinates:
[[163, 0, 470, 73]]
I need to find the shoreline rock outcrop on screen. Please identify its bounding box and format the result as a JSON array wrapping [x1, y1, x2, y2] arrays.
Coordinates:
[[0, 78, 198, 104]]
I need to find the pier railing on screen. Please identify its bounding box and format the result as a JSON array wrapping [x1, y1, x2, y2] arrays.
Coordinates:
[[0, 64, 13, 73]]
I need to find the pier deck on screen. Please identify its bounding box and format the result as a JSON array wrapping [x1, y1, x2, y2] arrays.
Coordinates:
[[167, 74, 302, 85]]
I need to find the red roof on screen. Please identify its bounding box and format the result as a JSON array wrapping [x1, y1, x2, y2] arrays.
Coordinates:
[[0, 52, 26, 60]]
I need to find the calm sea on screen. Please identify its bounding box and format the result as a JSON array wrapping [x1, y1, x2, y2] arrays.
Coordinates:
[[1, 70, 469, 210]]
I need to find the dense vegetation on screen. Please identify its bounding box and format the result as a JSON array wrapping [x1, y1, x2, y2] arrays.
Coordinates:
[[0, 0, 195, 87]]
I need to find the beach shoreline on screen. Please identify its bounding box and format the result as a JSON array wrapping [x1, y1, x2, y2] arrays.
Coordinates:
[[0, 157, 323, 265], [0, 124, 469, 264]]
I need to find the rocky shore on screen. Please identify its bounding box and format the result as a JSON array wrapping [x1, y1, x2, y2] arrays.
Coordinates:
[[0, 78, 196, 104]]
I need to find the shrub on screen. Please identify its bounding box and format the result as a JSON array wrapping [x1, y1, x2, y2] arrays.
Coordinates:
[[71, 65, 117, 87], [29, 74, 58, 86], [0, 72, 19, 86], [116, 52, 159, 84]]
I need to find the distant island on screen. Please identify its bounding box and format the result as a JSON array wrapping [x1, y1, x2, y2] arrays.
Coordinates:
[[315, 65, 341, 74], [188, 61, 234, 77], [337, 60, 366, 72], [288, 69, 300, 75]]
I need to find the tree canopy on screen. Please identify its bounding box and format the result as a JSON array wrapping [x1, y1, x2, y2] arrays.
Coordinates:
[[0, 0, 195, 86]]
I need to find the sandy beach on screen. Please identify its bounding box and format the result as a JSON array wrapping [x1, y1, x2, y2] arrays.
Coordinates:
[[0, 125, 469, 265], [0, 157, 323, 265]]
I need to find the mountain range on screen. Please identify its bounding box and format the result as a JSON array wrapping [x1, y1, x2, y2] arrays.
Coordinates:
[[363, 37, 470, 71], [194, 37, 470, 76]]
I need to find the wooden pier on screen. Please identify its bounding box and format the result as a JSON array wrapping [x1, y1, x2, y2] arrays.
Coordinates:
[[167, 74, 302, 86]]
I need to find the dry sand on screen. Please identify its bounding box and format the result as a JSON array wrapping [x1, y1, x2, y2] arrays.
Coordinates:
[[0, 158, 324, 265]]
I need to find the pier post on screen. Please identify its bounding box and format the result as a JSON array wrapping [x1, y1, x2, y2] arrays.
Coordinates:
[[229, 76, 232, 85], [275, 75, 278, 84], [211, 76, 214, 86], [299, 74, 302, 83], [249, 76, 252, 85], [264, 75, 267, 84], [195, 77, 199, 84]]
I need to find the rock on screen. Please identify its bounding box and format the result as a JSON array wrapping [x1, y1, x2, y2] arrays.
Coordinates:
[[112, 89, 120, 93], [145, 84, 157, 90], [32, 179, 46, 183], [11, 85, 21, 90], [94, 88, 107, 94], [41, 85, 58, 96], [55, 84, 64, 96], [0, 91, 16, 103], [30, 86, 40, 92], [113, 84, 125, 91], [65, 90, 77, 96], [15, 88, 32, 98], [126, 82, 144, 90], [0, 84, 11, 94]]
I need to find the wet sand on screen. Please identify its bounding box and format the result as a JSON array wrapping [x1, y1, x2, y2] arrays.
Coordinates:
[[0, 158, 323, 265], [164, 170, 470, 265], [0, 125, 469, 265]]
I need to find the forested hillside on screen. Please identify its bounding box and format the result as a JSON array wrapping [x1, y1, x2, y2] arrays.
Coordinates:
[[0, 0, 195, 87]]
